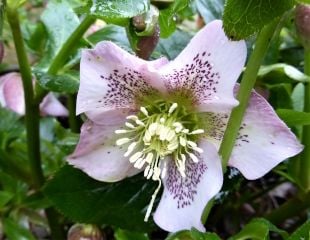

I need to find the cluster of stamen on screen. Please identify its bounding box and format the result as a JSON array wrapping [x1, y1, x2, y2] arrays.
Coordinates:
[[115, 102, 204, 221]]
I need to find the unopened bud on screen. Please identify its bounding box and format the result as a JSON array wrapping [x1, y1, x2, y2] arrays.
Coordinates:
[[67, 224, 105, 240], [295, 4, 310, 49]]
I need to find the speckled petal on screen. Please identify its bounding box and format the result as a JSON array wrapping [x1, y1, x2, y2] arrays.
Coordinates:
[[228, 89, 303, 180], [153, 140, 223, 232], [67, 120, 141, 182], [159, 20, 246, 112], [40, 93, 68, 117], [76, 41, 168, 117], [1, 72, 25, 115]]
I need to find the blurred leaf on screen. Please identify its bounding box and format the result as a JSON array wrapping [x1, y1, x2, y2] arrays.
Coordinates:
[[44, 165, 157, 232], [89, 0, 149, 25], [38, 0, 80, 70], [291, 83, 305, 112], [159, 0, 189, 38], [87, 25, 132, 52], [276, 109, 310, 126], [3, 218, 36, 240], [295, 0, 310, 3], [258, 64, 310, 84], [228, 218, 288, 240], [287, 219, 310, 240], [154, 29, 191, 59], [0, 191, 14, 207], [195, 0, 224, 23], [114, 229, 149, 240], [223, 0, 295, 40], [36, 71, 79, 94], [268, 84, 292, 109], [166, 229, 221, 240]]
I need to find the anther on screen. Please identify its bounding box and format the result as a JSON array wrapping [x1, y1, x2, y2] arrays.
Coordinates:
[[190, 129, 205, 135], [124, 142, 137, 157], [136, 119, 145, 126], [189, 153, 199, 163], [115, 129, 128, 134], [116, 138, 130, 146], [125, 122, 136, 129], [126, 115, 138, 120], [129, 151, 143, 163], [140, 107, 149, 116], [168, 103, 178, 115]]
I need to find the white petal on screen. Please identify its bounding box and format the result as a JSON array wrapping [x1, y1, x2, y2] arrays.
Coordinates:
[[153, 140, 223, 232], [159, 20, 246, 112]]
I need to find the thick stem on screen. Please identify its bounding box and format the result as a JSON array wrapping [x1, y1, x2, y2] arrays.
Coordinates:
[[7, 7, 65, 240], [300, 49, 310, 192], [219, 20, 279, 169], [34, 15, 95, 103]]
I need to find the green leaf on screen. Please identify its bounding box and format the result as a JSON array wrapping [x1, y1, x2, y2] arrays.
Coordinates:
[[295, 0, 310, 3], [154, 29, 191, 59], [195, 0, 224, 23], [288, 220, 310, 240], [35, 71, 79, 94], [44, 165, 157, 232], [0, 191, 14, 207], [268, 84, 293, 109], [166, 229, 221, 240], [228, 218, 288, 240], [114, 229, 149, 240], [3, 218, 36, 240], [276, 109, 310, 126], [159, 0, 189, 38], [258, 63, 310, 84], [38, 0, 80, 70], [223, 0, 295, 40], [291, 83, 305, 112], [90, 0, 149, 24]]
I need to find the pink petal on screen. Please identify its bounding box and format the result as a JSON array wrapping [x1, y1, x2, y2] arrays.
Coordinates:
[[40, 93, 68, 117], [67, 120, 140, 182], [1, 73, 25, 115], [228, 89, 303, 180], [76, 41, 168, 119], [159, 20, 246, 112], [153, 140, 223, 232]]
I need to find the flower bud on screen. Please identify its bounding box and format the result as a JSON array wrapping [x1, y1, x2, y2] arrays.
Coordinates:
[[136, 24, 160, 60], [67, 224, 105, 240], [295, 4, 310, 49]]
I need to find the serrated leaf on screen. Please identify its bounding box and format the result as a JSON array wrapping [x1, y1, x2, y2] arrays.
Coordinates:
[[258, 63, 310, 84], [114, 229, 149, 240], [37, 0, 80, 70], [89, 0, 149, 24], [276, 109, 310, 126], [35, 71, 79, 94], [223, 0, 295, 40], [195, 0, 224, 23], [288, 220, 310, 240], [44, 165, 157, 232], [228, 218, 288, 240]]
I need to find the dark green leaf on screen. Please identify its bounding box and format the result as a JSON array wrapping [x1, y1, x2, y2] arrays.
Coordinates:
[[90, 0, 149, 24], [0, 191, 14, 207], [295, 0, 310, 3], [159, 0, 189, 38], [228, 218, 288, 240], [3, 218, 36, 240], [195, 0, 224, 23], [276, 109, 310, 126], [288, 220, 310, 240], [114, 229, 149, 240], [44, 165, 157, 232], [38, 0, 80, 70], [268, 84, 292, 109], [154, 29, 191, 59], [36, 71, 79, 94], [166, 229, 221, 240], [223, 0, 295, 40]]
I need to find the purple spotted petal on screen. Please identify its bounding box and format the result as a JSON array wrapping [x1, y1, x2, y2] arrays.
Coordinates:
[[228, 88, 303, 180], [76, 41, 169, 120], [153, 140, 222, 232], [67, 120, 141, 182], [159, 20, 246, 112], [0, 72, 25, 115]]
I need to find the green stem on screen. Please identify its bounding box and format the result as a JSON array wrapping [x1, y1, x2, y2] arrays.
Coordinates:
[[7, 7, 65, 240], [300, 49, 310, 192], [68, 94, 80, 133], [219, 20, 279, 169], [34, 15, 95, 103]]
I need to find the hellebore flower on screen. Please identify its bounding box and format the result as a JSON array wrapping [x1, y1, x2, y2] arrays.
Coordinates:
[[0, 72, 68, 116], [68, 20, 303, 232]]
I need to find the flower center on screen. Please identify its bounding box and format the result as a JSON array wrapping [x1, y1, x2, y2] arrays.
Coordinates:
[[115, 101, 204, 221]]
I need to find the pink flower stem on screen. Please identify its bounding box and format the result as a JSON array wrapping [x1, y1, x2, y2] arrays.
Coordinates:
[[6, 6, 65, 240], [300, 49, 310, 192], [202, 20, 279, 224]]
